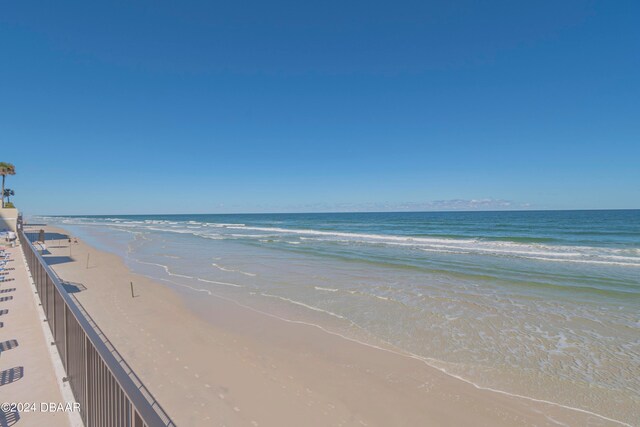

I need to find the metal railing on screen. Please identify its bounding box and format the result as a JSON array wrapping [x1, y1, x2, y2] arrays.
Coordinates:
[[19, 229, 175, 427]]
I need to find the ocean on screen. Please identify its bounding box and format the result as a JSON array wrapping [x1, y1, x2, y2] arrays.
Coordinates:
[[38, 210, 640, 424]]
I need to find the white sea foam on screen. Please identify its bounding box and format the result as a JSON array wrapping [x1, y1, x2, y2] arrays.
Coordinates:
[[134, 260, 195, 279], [314, 286, 339, 292], [197, 234, 225, 240], [196, 278, 244, 288], [260, 293, 349, 321], [526, 256, 640, 267], [211, 262, 256, 277], [146, 227, 195, 234], [158, 277, 213, 295], [194, 223, 640, 267], [133, 259, 245, 288], [203, 222, 246, 228], [47, 216, 640, 267], [223, 224, 478, 244]]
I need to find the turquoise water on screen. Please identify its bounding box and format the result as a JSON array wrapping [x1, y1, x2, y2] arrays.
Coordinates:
[[40, 210, 640, 424]]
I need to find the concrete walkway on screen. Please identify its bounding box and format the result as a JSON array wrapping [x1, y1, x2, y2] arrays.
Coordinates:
[[0, 244, 70, 427]]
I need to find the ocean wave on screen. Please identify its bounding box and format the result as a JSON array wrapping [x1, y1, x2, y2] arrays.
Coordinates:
[[133, 259, 245, 288], [146, 227, 195, 234], [314, 286, 339, 292], [195, 233, 225, 240], [260, 293, 348, 321], [203, 222, 246, 228], [134, 260, 195, 279], [211, 262, 256, 277], [201, 224, 640, 266], [524, 256, 640, 267], [41, 216, 640, 267], [196, 278, 244, 288], [224, 224, 480, 245]]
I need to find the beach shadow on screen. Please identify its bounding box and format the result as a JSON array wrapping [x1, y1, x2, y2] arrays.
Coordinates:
[[0, 309, 7, 316], [62, 281, 86, 294], [33, 232, 69, 241], [0, 340, 18, 352], [0, 367, 23, 386], [0, 408, 19, 427], [0, 296, 12, 303], [0, 289, 15, 294], [43, 256, 74, 265]]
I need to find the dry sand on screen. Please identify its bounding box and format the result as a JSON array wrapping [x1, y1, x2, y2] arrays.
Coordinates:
[[33, 225, 623, 427]]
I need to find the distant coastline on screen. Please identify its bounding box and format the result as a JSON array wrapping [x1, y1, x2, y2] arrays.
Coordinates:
[[34, 207, 640, 219]]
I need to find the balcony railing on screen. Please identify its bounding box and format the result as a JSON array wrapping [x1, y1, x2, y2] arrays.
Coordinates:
[[20, 229, 175, 427]]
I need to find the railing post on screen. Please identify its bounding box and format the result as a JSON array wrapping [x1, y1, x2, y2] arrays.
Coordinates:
[[85, 334, 91, 426], [64, 304, 69, 371], [52, 276, 57, 340]]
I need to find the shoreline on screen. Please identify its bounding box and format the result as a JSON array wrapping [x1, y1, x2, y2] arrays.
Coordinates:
[[33, 224, 628, 426]]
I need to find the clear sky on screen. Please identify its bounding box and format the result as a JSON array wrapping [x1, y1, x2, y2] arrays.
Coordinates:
[[1, 1, 638, 215]]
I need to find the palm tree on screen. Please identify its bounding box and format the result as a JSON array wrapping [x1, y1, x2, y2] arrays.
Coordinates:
[[3, 189, 14, 203], [0, 162, 16, 208]]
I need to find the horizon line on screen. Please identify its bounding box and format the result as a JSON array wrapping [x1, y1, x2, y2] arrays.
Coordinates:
[[31, 207, 640, 217]]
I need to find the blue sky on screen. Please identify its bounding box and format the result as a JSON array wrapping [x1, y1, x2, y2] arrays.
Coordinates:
[[1, 1, 638, 215]]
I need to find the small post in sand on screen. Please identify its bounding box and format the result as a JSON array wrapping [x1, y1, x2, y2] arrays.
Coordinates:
[[130, 281, 135, 298], [86, 253, 90, 269]]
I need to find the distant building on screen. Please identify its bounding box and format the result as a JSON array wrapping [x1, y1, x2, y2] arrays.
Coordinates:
[[0, 206, 19, 232]]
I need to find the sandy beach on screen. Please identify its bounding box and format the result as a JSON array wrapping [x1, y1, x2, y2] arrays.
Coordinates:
[[31, 224, 624, 427]]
